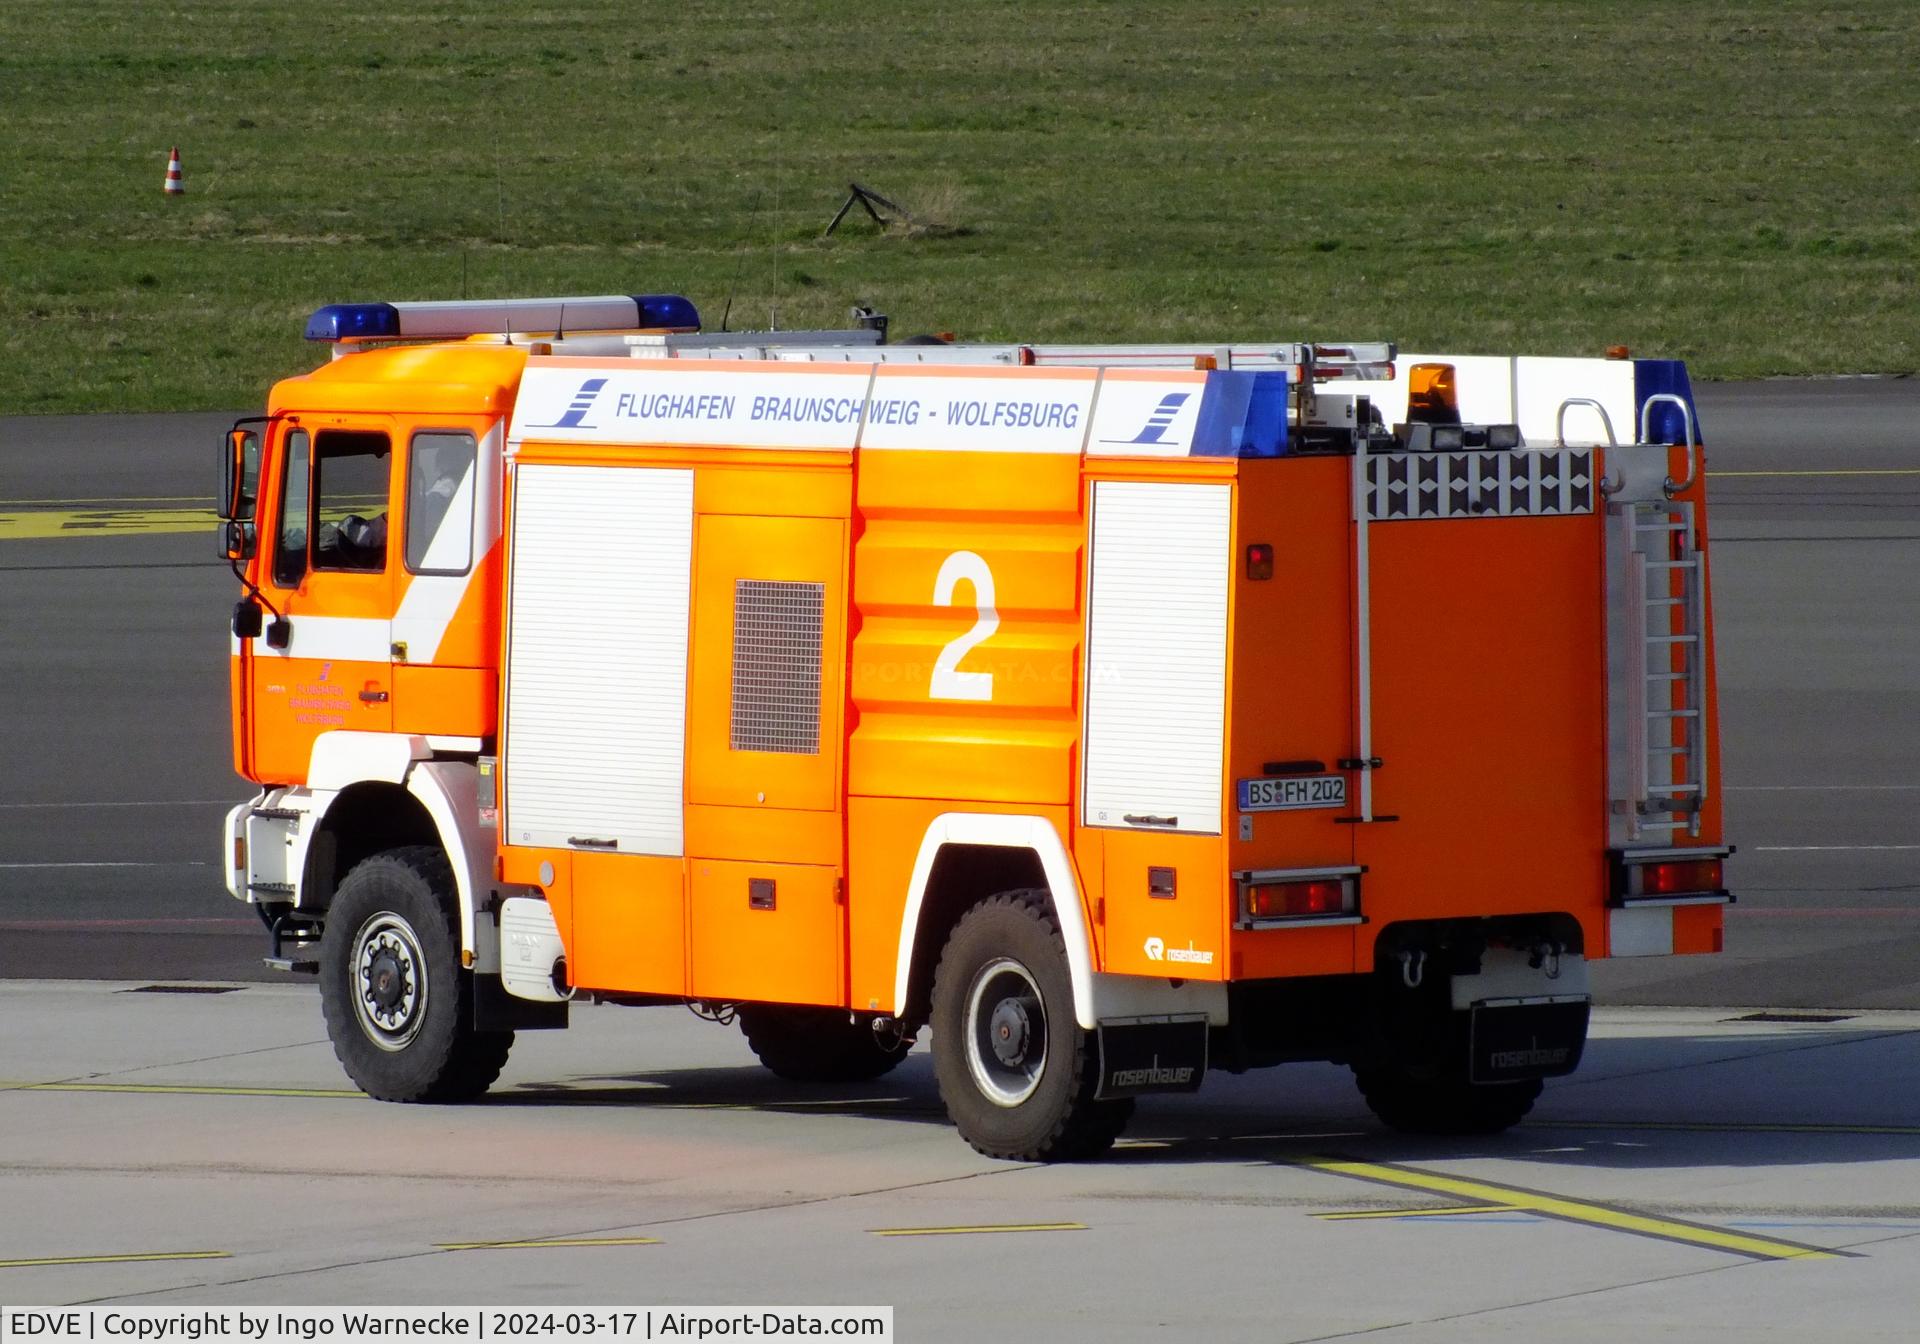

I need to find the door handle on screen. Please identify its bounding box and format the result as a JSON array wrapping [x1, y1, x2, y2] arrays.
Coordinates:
[[358, 689, 389, 703]]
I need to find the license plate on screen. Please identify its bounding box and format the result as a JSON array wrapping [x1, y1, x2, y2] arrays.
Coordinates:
[[1236, 774, 1347, 812]]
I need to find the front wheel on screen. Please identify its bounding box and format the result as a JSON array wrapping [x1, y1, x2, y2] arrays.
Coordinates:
[[930, 891, 1131, 1161], [318, 846, 512, 1102]]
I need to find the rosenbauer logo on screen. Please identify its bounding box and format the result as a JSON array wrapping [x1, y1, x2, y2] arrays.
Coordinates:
[[528, 377, 608, 430], [1109, 1054, 1197, 1089], [1143, 936, 1213, 966]]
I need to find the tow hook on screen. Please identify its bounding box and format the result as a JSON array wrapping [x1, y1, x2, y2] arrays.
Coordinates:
[[871, 1015, 918, 1051], [1528, 940, 1566, 978], [1396, 949, 1426, 989]]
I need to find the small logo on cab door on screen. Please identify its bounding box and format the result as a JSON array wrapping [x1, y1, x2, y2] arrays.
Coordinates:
[[1144, 936, 1166, 961]]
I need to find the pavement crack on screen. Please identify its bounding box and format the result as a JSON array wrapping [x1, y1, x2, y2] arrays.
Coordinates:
[[64, 1163, 1037, 1303], [1282, 1256, 1778, 1343], [1551, 1026, 1917, 1091], [83, 1038, 332, 1080]]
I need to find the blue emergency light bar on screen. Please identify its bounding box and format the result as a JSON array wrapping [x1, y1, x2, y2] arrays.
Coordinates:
[[303, 293, 701, 342]]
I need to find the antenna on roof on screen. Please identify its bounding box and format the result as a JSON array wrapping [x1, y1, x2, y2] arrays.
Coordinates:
[[719, 188, 760, 333], [555, 302, 567, 341]]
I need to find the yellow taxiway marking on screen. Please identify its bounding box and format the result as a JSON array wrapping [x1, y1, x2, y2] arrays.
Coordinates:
[[437, 1237, 662, 1251], [1708, 468, 1920, 478], [2, 1080, 363, 1100], [0, 508, 216, 539], [1300, 1158, 1844, 1261], [1316, 1204, 1520, 1221], [0, 496, 211, 506], [0, 1251, 229, 1269], [869, 1223, 1086, 1237]]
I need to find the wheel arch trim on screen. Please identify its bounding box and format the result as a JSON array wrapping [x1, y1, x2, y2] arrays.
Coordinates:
[[405, 759, 492, 969], [892, 812, 1099, 1030], [277, 746, 494, 968]]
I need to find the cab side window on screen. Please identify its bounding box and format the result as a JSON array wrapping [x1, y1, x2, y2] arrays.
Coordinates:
[[405, 430, 477, 574], [312, 430, 393, 574], [271, 429, 310, 588]]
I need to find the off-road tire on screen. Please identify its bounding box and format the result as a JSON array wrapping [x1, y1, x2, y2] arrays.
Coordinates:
[[930, 890, 1132, 1161], [318, 846, 512, 1102], [738, 1004, 912, 1083], [1354, 1064, 1542, 1136]]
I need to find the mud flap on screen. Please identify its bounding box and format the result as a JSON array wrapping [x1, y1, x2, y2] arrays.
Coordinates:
[[1094, 1015, 1208, 1099], [1468, 1000, 1589, 1084], [473, 973, 568, 1031]]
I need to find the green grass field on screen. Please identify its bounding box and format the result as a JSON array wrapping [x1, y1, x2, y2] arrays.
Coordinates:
[[3, 1, 1915, 413]]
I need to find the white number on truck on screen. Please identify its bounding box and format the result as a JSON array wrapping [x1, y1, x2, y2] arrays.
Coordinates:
[[931, 550, 997, 702]]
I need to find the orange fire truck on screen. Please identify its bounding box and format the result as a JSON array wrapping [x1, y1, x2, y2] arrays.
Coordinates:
[[217, 293, 1731, 1159]]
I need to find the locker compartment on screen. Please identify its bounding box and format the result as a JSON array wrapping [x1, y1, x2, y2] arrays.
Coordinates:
[[570, 851, 687, 996], [689, 860, 843, 1006]]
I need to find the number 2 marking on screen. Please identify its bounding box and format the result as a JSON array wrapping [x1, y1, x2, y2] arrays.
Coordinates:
[[931, 550, 997, 702]]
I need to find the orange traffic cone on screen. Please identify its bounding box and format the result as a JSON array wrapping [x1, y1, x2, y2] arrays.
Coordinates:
[[164, 147, 184, 195]]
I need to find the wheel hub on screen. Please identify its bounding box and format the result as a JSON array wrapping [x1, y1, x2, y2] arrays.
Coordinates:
[[963, 957, 1048, 1108], [350, 914, 428, 1051], [367, 948, 407, 1013], [988, 998, 1032, 1067]]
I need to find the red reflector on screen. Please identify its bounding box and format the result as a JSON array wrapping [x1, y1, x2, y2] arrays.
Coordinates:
[[1247, 879, 1349, 919], [1640, 859, 1722, 895], [1016, 345, 1036, 366], [1246, 542, 1274, 581]]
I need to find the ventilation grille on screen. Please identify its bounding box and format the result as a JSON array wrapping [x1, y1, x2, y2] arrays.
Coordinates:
[[731, 579, 824, 754]]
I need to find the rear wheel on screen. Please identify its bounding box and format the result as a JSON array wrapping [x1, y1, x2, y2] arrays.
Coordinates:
[[931, 891, 1131, 1161], [738, 1004, 912, 1083], [318, 846, 512, 1102], [1354, 1063, 1541, 1136]]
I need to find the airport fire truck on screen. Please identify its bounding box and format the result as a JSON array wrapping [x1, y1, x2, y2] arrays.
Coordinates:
[[217, 292, 1731, 1159]]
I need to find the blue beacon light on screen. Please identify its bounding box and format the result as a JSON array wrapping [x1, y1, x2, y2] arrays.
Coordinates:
[[304, 303, 403, 343]]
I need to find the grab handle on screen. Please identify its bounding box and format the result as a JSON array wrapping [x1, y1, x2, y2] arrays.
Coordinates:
[[1639, 393, 1699, 496], [1558, 398, 1622, 495]]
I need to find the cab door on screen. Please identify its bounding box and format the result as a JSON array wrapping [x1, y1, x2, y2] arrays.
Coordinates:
[[247, 419, 399, 783]]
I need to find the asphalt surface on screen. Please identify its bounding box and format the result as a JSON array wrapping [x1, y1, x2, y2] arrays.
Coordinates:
[[2, 985, 1917, 1331], [1, 384, 1916, 1004]]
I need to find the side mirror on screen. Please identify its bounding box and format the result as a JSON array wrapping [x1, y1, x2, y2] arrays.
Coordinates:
[[219, 427, 260, 523], [232, 599, 264, 641], [221, 520, 256, 563]]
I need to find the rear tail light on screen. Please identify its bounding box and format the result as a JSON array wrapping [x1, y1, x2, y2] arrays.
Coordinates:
[[1611, 848, 1732, 905], [1641, 858, 1723, 895], [1247, 880, 1347, 918], [1237, 867, 1361, 927]]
